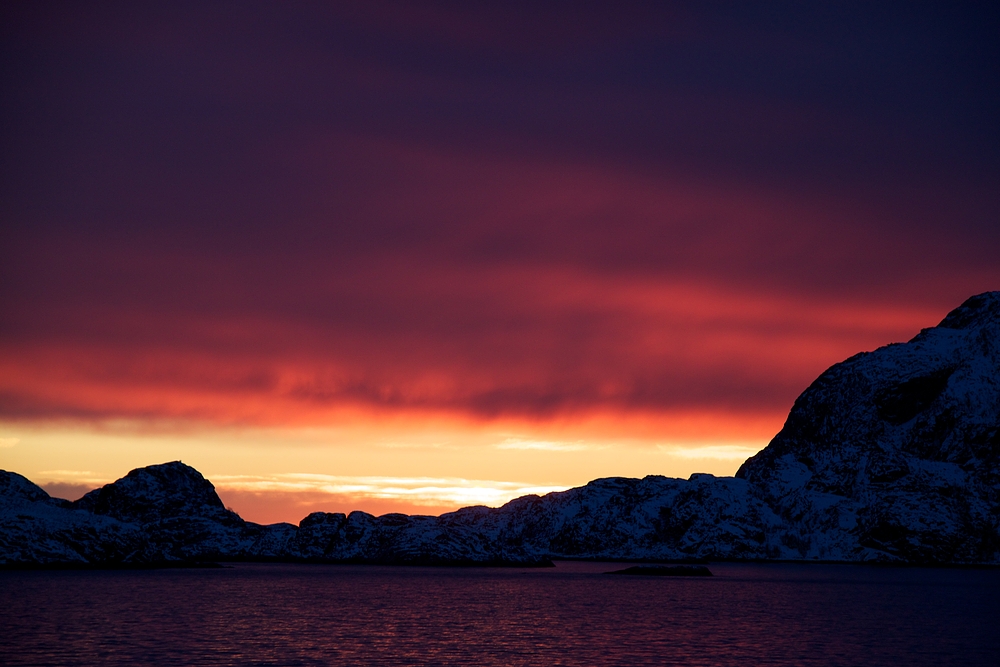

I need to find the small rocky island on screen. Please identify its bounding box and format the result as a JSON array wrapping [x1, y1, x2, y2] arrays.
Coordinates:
[[606, 565, 713, 576], [2, 292, 999, 567]]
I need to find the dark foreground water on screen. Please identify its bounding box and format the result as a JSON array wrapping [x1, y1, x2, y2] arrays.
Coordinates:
[[2, 561, 998, 666]]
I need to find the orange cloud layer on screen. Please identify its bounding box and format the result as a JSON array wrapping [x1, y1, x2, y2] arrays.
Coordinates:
[[0, 271, 938, 430]]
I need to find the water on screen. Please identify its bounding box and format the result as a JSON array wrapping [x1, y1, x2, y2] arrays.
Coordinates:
[[2, 561, 997, 666]]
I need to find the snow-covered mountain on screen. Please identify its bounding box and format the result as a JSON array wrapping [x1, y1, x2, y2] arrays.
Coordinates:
[[736, 291, 1000, 562], [0, 462, 546, 566], [2, 292, 998, 566]]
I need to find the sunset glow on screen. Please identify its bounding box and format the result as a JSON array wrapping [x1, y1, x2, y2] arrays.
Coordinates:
[[1, 3, 997, 524]]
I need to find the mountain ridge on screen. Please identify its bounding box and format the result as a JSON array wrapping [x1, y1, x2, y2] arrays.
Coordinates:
[[3, 292, 998, 566]]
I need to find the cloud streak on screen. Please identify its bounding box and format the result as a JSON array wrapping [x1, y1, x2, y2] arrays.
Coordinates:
[[209, 473, 568, 522], [495, 438, 596, 452], [212, 473, 566, 504]]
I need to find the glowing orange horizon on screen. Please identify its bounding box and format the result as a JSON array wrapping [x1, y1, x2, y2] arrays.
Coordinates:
[[7, 401, 787, 523], [0, 276, 949, 524]]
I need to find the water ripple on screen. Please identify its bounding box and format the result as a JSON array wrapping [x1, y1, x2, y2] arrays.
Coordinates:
[[2, 562, 998, 666]]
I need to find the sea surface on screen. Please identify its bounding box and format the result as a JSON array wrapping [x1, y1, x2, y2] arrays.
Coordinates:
[[2, 561, 998, 666]]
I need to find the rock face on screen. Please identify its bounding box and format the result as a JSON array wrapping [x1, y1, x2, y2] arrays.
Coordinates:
[[1, 292, 998, 566], [0, 471, 146, 565], [435, 474, 779, 562], [0, 463, 549, 566], [71, 462, 256, 560], [736, 291, 1000, 563]]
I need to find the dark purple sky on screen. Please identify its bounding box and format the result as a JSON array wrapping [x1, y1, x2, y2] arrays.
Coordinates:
[[2, 2, 998, 429]]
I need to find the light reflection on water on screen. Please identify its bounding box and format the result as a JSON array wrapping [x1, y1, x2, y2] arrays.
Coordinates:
[[2, 561, 997, 666]]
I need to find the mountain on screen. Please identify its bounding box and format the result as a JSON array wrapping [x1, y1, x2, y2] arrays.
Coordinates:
[[71, 462, 256, 560], [2, 292, 998, 566], [0, 462, 549, 567], [736, 291, 1000, 562], [0, 471, 147, 565]]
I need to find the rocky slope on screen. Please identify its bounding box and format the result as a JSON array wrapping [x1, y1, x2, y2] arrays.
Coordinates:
[[0, 471, 147, 565], [0, 462, 549, 566], [2, 292, 998, 566], [736, 291, 1000, 562]]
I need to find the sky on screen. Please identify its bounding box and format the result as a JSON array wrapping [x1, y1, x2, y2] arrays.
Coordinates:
[[1, 2, 998, 524]]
